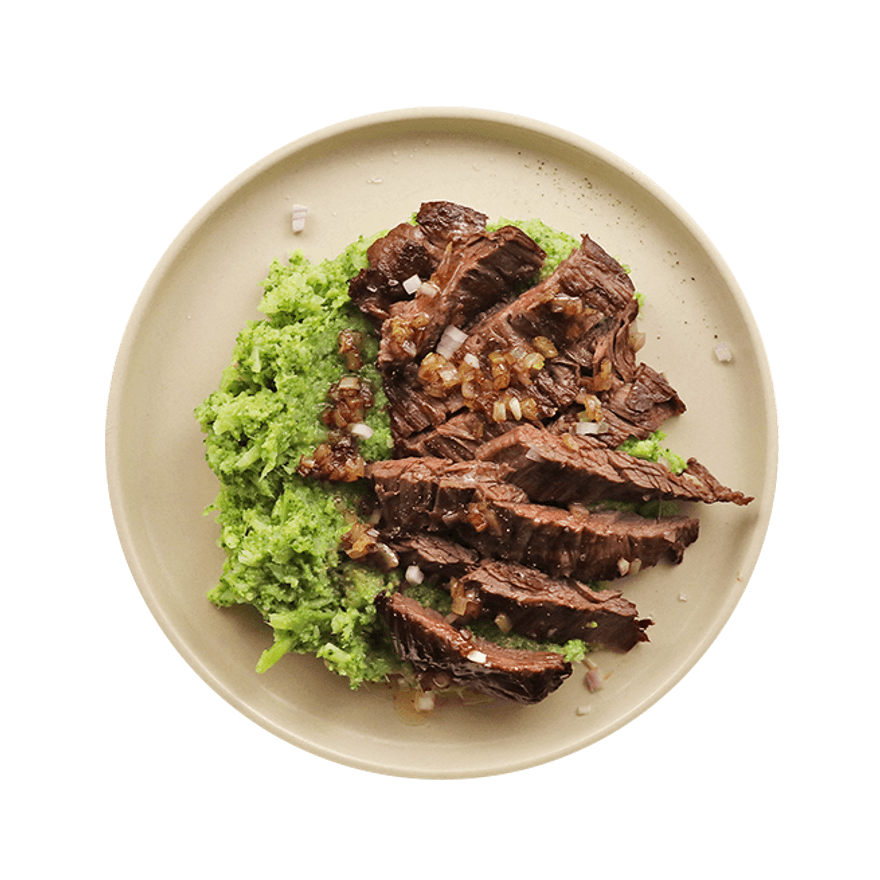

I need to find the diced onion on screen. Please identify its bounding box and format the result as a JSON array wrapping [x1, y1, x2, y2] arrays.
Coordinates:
[[584, 668, 604, 692], [575, 419, 609, 435], [525, 445, 544, 462], [714, 341, 733, 362], [435, 325, 468, 359], [418, 281, 439, 298], [348, 422, 374, 439], [416, 691, 435, 712], [402, 274, 422, 295], [463, 352, 480, 369], [291, 204, 308, 233], [466, 649, 488, 665], [405, 564, 425, 585], [375, 542, 399, 571]]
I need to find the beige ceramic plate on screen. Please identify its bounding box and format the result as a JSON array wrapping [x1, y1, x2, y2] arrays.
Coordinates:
[[106, 108, 776, 778]]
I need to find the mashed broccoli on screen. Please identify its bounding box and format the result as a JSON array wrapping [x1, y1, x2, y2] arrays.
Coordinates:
[[195, 234, 403, 686], [617, 430, 688, 475]]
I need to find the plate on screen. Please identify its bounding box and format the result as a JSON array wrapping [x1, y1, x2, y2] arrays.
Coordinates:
[[106, 108, 777, 778]]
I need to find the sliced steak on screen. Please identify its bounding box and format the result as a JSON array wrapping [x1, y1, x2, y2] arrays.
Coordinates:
[[545, 352, 685, 448], [374, 591, 572, 704], [348, 201, 488, 328], [458, 560, 652, 652], [559, 233, 639, 316], [679, 458, 757, 506], [389, 533, 480, 580], [458, 500, 700, 583], [348, 222, 443, 326], [379, 225, 546, 369], [436, 236, 644, 422], [367, 457, 526, 535], [384, 362, 465, 439], [415, 201, 489, 247], [452, 269, 607, 373], [476, 423, 753, 506], [601, 362, 686, 430], [395, 411, 516, 460], [387, 534, 651, 653]]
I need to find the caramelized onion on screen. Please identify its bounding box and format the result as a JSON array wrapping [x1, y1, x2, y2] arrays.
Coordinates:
[[582, 358, 612, 392], [531, 335, 558, 358], [337, 330, 365, 370]]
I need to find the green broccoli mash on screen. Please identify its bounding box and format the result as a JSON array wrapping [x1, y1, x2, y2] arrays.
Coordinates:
[[195, 217, 685, 688], [617, 430, 687, 474]]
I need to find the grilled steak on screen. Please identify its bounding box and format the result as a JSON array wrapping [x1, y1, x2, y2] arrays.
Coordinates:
[[379, 225, 546, 369], [383, 362, 464, 439], [415, 200, 489, 248], [374, 591, 572, 704], [395, 411, 514, 460], [348, 223, 443, 327], [476, 423, 754, 506], [386, 535, 650, 653], [458, 560, 652, 652], [367, 457, 526, 535], [389, 533, 480, 580], [457, 500, 700, 583], [348, 201, 489, 328]]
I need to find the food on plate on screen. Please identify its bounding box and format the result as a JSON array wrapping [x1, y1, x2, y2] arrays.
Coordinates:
[[195, 201, 753, 706]]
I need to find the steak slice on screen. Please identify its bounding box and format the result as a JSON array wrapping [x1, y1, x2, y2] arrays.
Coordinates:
[[389, 533, 480, 580], [348, 201, 488, 328], [415, 201, 489, 248], [477, 423, 753, 506], [384, 362, 465, 439], [379, 225, 546, 369], [374, 591, 572, 704], [601, 362, 687, 431], [458, 560, 652, 652], [456, 233, 638, 357], [541, 366, 684, 453], [395, 411, 515, 460], [367, 457, 527, 535], [458, 500, 700, 583], [348, 223, 443, 327]]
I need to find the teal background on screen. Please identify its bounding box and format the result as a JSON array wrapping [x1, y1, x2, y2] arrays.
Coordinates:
[[0, 0, 877, 878]]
